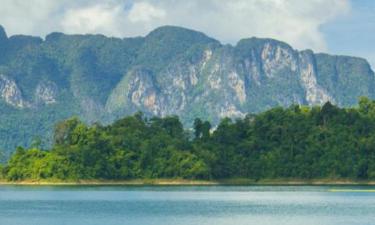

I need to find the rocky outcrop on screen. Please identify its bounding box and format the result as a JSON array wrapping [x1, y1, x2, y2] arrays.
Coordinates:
[[35, 81, 58, 105], [0, 75, 59, 108], [103, 36, 346, 124], [0, 25, 374, 153], [102, 34, 373, 124], [0, 74, 29, 108], [106, 68, 162, 116], [298, 51, 333, 105]]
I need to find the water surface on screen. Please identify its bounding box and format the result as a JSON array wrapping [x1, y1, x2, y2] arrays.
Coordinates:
[[0, 185, 374, 225]]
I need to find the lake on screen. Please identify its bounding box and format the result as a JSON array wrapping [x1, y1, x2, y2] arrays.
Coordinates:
[[0, 185, 374, 225]]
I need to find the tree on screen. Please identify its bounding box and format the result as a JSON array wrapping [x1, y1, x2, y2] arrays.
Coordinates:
[[31, 136, 43, 149], [194, 118, 211, 140], [53, 117, 82, 145], [4, 99, 375, 182], [193, 118, 203, 139]]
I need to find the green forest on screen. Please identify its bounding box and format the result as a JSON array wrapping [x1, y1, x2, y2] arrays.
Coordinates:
[[2, 97, 375, 181]]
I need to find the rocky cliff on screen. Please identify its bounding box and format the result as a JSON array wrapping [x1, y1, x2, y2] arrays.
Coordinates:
[[0, 25, 374, 154]]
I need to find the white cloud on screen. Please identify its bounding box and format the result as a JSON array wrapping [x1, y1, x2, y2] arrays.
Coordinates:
[[0, 0, 351, 53], [128, 2, 166, 23], [145, 0, 351, 52], [61, 4, 123, 36], [0, 0, 64, 36]]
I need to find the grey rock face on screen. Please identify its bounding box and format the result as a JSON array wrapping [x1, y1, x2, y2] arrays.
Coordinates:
[[0, 75, 59, 108], [298, 51, 332, 105], [0, 25, 374, 153], [0, 74, 30, 108], [35, 81, 58, 105], [104, 36, 374, 125], [103, 36, 373, 125]]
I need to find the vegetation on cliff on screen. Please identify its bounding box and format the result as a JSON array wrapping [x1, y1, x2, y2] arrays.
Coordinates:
[[0, 25, 374, 156]]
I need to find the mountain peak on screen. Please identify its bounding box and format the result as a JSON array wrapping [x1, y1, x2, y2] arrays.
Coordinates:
[[146, 25, 219, 44], [147, 25, 202, 36], [0, 24, 374, 155], [0, 25, 8, 41], [236, 37, 293, 50], [45, 32, 66, 42], [135, 26, 220, 71]]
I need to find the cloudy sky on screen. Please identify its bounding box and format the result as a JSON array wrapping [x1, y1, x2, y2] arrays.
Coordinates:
[[0, 0, 374, 69]]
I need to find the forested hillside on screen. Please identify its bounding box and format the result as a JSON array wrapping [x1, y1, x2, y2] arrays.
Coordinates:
[[2, 98, 375, 181], [0, 25, 374, 155]]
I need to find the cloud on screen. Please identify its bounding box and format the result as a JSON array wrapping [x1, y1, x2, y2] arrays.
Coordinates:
[[0, 0, 63, 36], [61, 3, 123, 36], [145, 0, 350, 51], [127, 2, 166, 23], [0, 0, 350, 53]]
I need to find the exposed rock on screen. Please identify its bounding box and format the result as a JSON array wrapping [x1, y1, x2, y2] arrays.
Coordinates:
[[0, 74, 30, 108], [228, 71, 246, 103], [298, 51, 333, 105], [35, 81, 58, 105], [219, 103, 246, 118], [0, 24, 374, 153], [106, 68, 162, 116]]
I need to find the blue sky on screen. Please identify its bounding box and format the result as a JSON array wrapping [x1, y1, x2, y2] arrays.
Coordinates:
[[322, 0, 375, 69], [0, 0, 373, 69]]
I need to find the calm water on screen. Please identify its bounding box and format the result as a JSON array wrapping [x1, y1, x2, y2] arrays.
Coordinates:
[[0, 185, 374, 225]]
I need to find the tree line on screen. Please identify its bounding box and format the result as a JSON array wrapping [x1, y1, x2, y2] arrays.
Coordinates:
[[2, 97, 375, 181]]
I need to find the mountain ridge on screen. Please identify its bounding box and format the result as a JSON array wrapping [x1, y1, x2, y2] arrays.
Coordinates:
[[0, 25, 374, 155]]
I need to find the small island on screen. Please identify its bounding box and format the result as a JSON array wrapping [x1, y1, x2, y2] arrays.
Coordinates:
[[1, 97, 375, 185]]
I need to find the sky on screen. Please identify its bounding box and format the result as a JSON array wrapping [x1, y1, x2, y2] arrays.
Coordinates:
[[0, 0, 373, 69]]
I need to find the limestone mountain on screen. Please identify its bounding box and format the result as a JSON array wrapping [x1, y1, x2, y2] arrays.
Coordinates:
[[0, 25, 374, 155]]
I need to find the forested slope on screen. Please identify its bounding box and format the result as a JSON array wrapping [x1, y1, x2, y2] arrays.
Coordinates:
[[2, 98, 375, 181]]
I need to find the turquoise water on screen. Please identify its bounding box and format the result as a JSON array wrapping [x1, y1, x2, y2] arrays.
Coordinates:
[[0, 185, 374, 225]]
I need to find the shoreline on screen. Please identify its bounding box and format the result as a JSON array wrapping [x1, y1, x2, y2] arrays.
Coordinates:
[[1, 178, 375, 186]]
